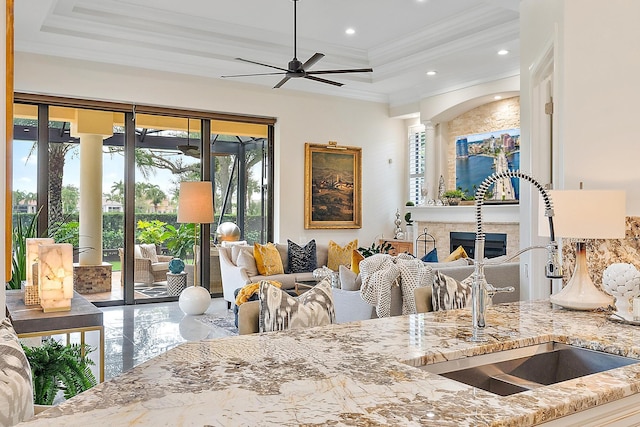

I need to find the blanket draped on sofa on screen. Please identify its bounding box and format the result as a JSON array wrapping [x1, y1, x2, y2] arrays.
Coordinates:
[[359, 253, 434, 318]]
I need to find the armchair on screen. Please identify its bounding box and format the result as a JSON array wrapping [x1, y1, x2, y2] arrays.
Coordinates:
[[118, 244, 172, 285]]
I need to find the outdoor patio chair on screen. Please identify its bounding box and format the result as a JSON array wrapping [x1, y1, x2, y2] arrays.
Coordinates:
[[118, 244, 172, 285]]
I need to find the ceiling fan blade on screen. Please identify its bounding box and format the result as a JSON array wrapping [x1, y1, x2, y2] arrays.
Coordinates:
[[304, 75, 344, 87], [222, 72, 287, 78], [307, 68, 373, 75], [302, 53, 325, 70], [235, 57, 289, 72], [274, 76, 292, 89]]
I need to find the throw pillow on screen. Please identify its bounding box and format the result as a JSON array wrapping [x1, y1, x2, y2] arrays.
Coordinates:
[[139, 243, 159, 263], [421, 248, 438, 263], [286, 239, 318, 273], [339, 265, 362, 291], [253, 243, 284, 276], [0, 318, 34, 424], [351, 250, 365, 274], [235, 280, 282, 306], [259, 279, 335, 332], [444, 245, 468, 262], [431, 271, 473, 311], [236, 247, 259, 277], [327, 239, 358, 271]]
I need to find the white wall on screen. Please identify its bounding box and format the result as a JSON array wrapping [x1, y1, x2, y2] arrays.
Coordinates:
[[520, 0, 640, 300], [13, 53, 407, 247]]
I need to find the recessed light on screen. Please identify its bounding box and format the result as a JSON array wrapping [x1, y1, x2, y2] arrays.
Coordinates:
[[345, 28, 355, 35], [426, 70, 437, 76], [498, 49, 509, 55], [494, 95, 502, 100]]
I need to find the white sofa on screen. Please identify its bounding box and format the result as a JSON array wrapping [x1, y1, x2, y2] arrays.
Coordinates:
[[218, 243, 329, 307]]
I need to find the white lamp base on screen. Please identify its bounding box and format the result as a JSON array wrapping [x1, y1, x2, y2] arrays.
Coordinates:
[[549, 242, 613, 310], [179, 285, 211, 315]]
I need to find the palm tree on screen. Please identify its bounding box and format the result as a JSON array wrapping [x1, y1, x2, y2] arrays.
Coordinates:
[[144, 185, 167, 213], [61, 185, 80, 214]]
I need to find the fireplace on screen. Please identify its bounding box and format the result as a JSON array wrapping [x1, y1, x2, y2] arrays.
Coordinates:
[[450, 232, 507, 259]]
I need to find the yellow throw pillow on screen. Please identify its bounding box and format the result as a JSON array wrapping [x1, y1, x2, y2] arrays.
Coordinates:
[[253, 243, 284, 276], [351, 250, 365, 274], [327, 239, 358, 271], [444, 245, 468, 262]]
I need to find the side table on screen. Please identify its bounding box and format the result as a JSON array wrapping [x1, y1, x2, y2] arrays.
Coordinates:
[[5, 290, 104, 382], [167, 272, 188, 296]]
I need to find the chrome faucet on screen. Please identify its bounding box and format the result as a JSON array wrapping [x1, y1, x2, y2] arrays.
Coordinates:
[[470, 170, 564, 342]]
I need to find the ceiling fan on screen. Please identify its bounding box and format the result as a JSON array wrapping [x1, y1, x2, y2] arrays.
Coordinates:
[[221, 0, 373, 88]]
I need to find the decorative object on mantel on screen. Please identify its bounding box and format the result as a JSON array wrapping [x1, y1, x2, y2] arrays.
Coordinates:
[[438, 175, 445, 199], [548, 189, 626, 310], [38, 243, 74, 312], [393, 210, 404, 239], [442, 189, 465, 206], [602, 263, 640, 321]]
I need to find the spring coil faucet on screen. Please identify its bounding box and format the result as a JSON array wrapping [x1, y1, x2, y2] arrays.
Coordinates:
[[470, 170, 563, 342]]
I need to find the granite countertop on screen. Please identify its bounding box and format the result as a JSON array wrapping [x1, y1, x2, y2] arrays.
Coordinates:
[[20, 301, 640, 426]]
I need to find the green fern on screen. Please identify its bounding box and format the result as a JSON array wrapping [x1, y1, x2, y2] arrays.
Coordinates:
[[22, 338, 97, 405]]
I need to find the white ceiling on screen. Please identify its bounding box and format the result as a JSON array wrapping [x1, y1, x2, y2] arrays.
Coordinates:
[[14, 0, 521, 108]]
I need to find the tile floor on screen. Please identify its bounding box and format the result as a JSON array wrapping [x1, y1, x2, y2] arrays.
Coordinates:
[[101, 297, 233, 381]]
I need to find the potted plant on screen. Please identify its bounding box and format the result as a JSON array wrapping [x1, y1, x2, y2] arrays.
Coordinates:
[[442, 189, 466, 206], [22, 338, 97, 407]]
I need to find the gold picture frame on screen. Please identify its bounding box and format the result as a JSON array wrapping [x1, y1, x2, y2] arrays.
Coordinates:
[[304, 142, 362, 229]]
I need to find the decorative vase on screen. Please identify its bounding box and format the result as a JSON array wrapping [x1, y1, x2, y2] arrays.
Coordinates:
[[179, 286, 211, 315], [169, 258, 185, 274], [602, 263, 640, 321]]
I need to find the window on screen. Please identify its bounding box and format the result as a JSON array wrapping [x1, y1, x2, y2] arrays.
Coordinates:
[[408, 125, 425, 205]]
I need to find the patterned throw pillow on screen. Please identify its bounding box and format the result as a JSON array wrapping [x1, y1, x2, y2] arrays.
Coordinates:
[[0, 318, 34, 425], [253, 243, 284, 276], [431, 271, 473, 311], [259, 279, 336, 332], [286, 239, 317, 273], [327, 239, 358, 271]]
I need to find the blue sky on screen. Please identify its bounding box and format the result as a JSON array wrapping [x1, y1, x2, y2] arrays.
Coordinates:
[[12, 140, 184, 197]]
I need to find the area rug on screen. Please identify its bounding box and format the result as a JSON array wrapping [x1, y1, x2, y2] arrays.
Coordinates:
[[195, 314, 238, 336]]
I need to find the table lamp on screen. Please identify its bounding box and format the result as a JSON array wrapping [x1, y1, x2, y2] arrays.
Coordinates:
[[177, 181, 214, 315], [38, 243, 74, 312], [547, 189, 626, 310]]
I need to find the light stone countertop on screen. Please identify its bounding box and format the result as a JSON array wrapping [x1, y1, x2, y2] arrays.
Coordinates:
[[20, 300, 640, 426]]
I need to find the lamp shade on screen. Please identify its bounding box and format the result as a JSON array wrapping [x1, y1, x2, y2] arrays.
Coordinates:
[[541, 190, 626, 239], [177, 181, 214, 224]]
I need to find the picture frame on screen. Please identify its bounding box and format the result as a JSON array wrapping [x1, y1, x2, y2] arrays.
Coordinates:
[[304, 142, 362, 229]]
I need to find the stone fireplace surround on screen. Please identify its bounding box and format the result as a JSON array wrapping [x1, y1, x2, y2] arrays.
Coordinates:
[[409, 205, 520, 260]]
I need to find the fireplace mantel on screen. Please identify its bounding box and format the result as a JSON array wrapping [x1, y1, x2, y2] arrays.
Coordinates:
[[407, 204, 520, 224], [408, 205, 520, 259]]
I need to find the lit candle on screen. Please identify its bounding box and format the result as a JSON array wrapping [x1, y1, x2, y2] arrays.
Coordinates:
[[633, 298, 640, 322]]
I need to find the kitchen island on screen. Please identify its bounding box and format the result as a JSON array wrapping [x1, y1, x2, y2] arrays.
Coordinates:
[[21, 300, 640, 426]]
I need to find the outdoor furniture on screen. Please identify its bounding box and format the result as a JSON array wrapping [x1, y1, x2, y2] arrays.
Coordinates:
[[118, 244, 172, 285]]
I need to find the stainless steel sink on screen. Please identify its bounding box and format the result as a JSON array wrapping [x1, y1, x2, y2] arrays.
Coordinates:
[[420, 342, 640, 396]]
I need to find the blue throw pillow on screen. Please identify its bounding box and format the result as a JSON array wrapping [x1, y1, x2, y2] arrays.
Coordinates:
[[421, 248, 438, 263], [286, 239, 318, 273]]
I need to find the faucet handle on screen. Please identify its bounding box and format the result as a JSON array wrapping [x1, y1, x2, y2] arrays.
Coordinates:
[[545, 242, 564, 279], [485, 283, 515, 299]]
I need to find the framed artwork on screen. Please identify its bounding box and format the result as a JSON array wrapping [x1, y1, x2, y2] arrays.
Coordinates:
[[455, 128, 520, 201], [304, 142, 362, 229]]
